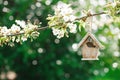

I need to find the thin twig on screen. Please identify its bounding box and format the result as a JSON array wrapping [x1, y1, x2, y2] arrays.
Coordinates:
[[75, 12, 106, 21], [35, 26, 48, 31]]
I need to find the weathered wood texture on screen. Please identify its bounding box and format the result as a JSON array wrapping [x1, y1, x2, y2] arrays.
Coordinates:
[[81, 37, 99, 59]]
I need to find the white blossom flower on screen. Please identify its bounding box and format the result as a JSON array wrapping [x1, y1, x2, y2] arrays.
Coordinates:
[[56, 2, 69, 11], [27, 23, 38, 29], [52, 28, 60, 36], [69, 15, 76, 21], [23, 23, 38, 33], [21, 36, 27, 42], [55, 2, 73, 16], [63, 16, 70, 22], [11, 24, 20, 33], [52, 28, 65, 38], [1, 26, 9, 35], [57, 29, 64, 39], [63, 15, 76, 22], [15, 20, 26, 28], [0, 19, 40, 46], [67, 23, 77, 33], [60, 8, 73, 16], [16, 38, 20, 43], [48, 2, 77, 38]]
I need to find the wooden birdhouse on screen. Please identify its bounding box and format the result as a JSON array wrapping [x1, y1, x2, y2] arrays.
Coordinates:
[[78, 32, 103, 60]]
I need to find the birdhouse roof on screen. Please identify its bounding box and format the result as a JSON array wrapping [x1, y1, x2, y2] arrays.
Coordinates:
[[78, 32, 103, 49]]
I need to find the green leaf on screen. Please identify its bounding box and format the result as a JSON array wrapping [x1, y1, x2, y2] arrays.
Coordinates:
[[78, 21, 86, 32]]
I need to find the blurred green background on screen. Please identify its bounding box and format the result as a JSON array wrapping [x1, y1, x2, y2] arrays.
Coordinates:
[[0, 0, 120, 80]]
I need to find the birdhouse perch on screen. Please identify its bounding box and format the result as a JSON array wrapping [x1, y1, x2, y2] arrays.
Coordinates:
[[78, 32, 103, 60]]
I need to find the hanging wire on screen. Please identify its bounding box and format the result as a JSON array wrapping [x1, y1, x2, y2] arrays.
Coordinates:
[[89, 15, 93, 32], [87, 11, 93, 32]]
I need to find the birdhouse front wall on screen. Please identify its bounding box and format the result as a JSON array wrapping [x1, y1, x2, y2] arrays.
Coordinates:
[[81, 37, 99, 59]]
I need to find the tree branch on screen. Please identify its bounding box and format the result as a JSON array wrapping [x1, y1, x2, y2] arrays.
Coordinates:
[[0, 26, 48, 37], [0, 12, 106, 37]]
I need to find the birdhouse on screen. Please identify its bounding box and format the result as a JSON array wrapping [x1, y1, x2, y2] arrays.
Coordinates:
[[78, 32, 103, 60]]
